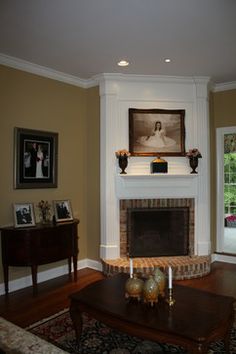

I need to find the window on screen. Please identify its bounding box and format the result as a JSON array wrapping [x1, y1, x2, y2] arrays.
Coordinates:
[[224, 134, 236, 217], [216, 128, 236, 253]]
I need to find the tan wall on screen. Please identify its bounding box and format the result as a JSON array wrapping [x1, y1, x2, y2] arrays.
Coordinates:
[[0, 65, 100, 283], [210, 89, 236, 251]]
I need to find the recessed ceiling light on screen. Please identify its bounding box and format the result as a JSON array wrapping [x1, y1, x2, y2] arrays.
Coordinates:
[[118, 60, 129, 67], [164, 58, 171, 63]]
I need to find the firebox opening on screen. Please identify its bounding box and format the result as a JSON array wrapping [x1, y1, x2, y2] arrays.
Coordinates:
[[128, 207, 189, 257]]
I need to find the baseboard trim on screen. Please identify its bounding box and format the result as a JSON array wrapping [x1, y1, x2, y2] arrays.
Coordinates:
[[211, 253, 236, 264], [1, 255, 235, 295], [0, 258, 102, 295]]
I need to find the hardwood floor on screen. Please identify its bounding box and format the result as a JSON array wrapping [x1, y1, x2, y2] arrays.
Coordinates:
[[0, 268, 104, 328], [177, 260, 236, 298], [0, 261, 235, 329]]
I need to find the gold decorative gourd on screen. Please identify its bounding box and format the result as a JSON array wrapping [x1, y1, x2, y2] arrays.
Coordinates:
[[153, 267, 166, 298], [143, 274, 159, 306], [125, 274, 144, 301]]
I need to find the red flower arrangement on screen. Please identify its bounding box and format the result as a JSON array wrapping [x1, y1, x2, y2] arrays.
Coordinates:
[[226, 215, 236, 222], [186, 148, 202, 158], [115, 149, 131, 158]]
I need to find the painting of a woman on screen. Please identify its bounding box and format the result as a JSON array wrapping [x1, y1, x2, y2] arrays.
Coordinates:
[[137, 121, 176, 148], [129, 108, 185, 156]]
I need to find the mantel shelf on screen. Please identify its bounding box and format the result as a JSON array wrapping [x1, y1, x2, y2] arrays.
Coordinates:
[[115, 172, 199, 202], [117, 173, 198, 178]]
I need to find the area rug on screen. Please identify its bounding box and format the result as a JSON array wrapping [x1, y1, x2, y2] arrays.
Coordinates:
[[27, 309, 236, 354]]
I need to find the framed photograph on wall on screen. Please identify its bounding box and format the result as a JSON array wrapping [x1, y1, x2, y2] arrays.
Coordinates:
[[129, 108, 186, 156], [13, 203, 36, 228], [53, 200, 73, 222], [14, 127, 58, 189]]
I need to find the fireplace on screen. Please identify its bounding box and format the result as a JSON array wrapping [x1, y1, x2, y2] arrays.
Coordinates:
[[128, 207, 189, 257], [102, 197, 211, 280], [120, 198, 194, 258], [99, 75, 211, 278]]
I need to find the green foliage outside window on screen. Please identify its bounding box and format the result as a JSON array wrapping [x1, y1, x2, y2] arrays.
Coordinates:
[[224, 153, 236, 215]]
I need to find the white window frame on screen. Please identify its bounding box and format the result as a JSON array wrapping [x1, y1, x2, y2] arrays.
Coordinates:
[[216, 126, 236, 252]]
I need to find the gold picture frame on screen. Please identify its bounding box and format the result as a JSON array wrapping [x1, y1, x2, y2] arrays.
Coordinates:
[[129, 108, 186, 156]]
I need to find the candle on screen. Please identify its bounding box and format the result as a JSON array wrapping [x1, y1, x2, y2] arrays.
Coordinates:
[[130, 258, 133, 278], [168, 266, 172, 289]]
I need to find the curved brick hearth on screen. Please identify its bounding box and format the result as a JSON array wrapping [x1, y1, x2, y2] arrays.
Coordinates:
[[102, 255, 211, 280]]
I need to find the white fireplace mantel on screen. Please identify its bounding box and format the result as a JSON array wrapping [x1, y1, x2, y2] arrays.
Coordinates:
[[116, 173, 198, 199], [99, 74, 211, 260]]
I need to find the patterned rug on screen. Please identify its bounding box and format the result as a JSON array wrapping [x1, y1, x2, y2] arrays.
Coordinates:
[[27, 309, 236, 354]]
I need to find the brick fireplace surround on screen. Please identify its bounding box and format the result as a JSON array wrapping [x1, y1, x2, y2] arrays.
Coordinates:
[[120, 198, 194, 258], [102, 198, 211, 280]]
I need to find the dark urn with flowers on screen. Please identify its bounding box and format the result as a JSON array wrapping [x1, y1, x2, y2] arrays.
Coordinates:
[[186, 148, 202, 174], [115, 149, 131, 174]]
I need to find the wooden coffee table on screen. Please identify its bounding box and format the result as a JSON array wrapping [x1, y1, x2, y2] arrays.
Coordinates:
[[69, 273, 235, 354]]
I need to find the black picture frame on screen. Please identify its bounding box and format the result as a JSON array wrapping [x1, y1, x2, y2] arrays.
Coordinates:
[[129, 108, 186, 156], [14, 127, 58, 189], [13, 203, 36, 228], [53, 199, 73, 222]]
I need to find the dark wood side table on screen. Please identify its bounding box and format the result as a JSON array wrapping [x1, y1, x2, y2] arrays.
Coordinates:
[[0, 219, 79, 295]]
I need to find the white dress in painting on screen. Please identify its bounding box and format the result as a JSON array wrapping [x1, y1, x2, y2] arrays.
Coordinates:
[[36, 148, 44, 178], [137, 129, 176, 148]]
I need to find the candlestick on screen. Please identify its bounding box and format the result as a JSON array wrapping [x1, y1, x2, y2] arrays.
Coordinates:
[[166, 288, 175, 306], [168, 266, 172, 289], [130, 258, 133, 278]]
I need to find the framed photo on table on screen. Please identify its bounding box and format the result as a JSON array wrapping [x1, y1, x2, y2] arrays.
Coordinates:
[[129, 108, 186, 156], [14, 127, 58, 189], [13, 203, 36, 228], [53, 200, 73, 222]]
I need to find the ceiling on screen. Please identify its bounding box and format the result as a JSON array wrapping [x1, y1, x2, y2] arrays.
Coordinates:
[[0, 0, 236, 85]]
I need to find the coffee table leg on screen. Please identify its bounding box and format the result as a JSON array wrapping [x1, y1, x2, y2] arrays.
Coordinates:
[[69, 301, 83, 342], [190, 343, 208, 354], [223, 333, 231, 353]]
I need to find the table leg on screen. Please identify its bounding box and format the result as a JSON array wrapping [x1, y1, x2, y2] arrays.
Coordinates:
[[73, 255, 77, 281], [68, 257, 72, 275], [194, 345, 206, 354], [69, 301, 83, 342], [224, 341, 230, 354], [222, 307, 234, 354], [3, 263, 9, 295], [186, 342, 208, 354], [31, 265, 38, 295], [223, 328, 232, 353]]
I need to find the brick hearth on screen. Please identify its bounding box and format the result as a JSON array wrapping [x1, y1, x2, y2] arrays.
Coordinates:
[[102, 255, 211, 280]]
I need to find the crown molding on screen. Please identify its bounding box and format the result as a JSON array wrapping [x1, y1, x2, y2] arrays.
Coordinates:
[[0, 53, 98, 89], [1, 53, 235, 92], [95, 73, 210, 86], [213, 81, 236, 92]]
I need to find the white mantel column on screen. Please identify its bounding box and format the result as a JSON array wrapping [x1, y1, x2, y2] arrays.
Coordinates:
[[99, 79, 120, 259], [194, 78, 211, 255]]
